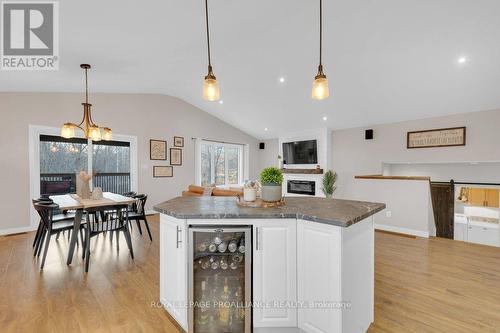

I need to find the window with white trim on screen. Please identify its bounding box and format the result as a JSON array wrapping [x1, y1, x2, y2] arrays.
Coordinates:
[[200, 141, 244, 187]]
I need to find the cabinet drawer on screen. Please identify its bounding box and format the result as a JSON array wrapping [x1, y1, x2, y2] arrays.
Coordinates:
[[468, 223, 499, 247]]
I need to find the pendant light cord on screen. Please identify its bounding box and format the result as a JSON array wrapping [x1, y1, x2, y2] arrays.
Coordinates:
[[205, 0, 212, 68], [319, 0, 323, 67]]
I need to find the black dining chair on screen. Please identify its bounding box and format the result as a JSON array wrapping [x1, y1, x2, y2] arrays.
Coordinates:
[[32, 198, 78, 253], [128, 194, 152, 241], [33, 202, 85, 270], [82, 204, 134, 272]]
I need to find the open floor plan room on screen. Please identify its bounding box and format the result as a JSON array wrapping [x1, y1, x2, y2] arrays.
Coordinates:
[[2, 218, 500, 333], [1, 0, 500, 332]]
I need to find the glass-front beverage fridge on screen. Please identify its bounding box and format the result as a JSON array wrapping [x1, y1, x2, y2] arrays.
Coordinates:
[[188, 226, 251, 333]]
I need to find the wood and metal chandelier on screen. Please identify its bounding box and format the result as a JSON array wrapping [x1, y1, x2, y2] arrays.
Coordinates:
[[60, 64, 112, 141]]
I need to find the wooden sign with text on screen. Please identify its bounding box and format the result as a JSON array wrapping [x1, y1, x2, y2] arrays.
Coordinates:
[[407, 127, 466, 149]]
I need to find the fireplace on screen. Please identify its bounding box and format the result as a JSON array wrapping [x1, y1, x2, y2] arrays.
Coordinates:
[[287, 180, 316, 196]]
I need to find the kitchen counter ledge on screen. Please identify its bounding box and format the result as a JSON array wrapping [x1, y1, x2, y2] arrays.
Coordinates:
[[154, 196, 385, 227]]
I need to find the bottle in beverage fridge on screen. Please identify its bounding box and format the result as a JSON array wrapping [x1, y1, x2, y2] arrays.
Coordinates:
[[201, 258, 210, 270], [235, 286, 246, 322], [207, 315, 217, 331], [220, 257, 228, 270], [197, 280, 209, 326], [232, 253, 243, 263], [210, 257, 219, 270], [218, 241, 227, 253], [198, 239, 209, 252], [219, 278, 231, 325], [238, 238, 246, 253], [211, 275, 219, 301], [213, 234, 223, 245], [208, 242, 217, 253], [229, 261, 238, 270], [228, 239, 238, 252]]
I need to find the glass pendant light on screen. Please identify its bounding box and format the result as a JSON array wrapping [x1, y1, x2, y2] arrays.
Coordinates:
[[312, 0, 330, 100], [102, 127, 113, 141], [61, 123, 75, 138], [202, 0, 220, 101], [89, 126, 101, 141]]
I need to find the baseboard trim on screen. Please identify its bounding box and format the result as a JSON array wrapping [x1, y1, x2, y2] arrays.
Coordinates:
[[0, 225, 37, 236], [374, 224, 429, 238]]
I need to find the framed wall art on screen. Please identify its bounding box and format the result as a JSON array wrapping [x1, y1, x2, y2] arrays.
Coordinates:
[[174, 136, 184, 147], [170, 148, 183, 166], [153, 166, 173, 178], [407, 127, 466, 149], [150, 139, 167, 160]]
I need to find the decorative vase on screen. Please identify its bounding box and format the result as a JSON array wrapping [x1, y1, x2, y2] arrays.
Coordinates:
[[261, 183, 282, 202], [243, 188, 257, 202], [76, 171, 92, 199], [92, 187, 103, 200]]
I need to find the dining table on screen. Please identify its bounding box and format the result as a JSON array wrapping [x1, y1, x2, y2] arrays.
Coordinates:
[[49, 192, 136, 265]]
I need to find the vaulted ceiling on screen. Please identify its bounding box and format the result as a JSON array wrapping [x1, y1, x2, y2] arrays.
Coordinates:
[[2, 0, 500, 139]]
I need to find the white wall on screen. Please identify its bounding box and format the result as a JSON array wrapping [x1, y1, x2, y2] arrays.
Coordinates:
[[261, 109, 500, 236], [388, 162, 500, 183], [354, 179, 435, 237], [332, 109, 500, 199], [0, 92, 259, 232], [257, 139, 279, 172]]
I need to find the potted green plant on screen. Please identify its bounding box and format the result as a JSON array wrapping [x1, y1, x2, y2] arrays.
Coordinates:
[[260, 167, 284, 202], [322, 170, 337, 198]]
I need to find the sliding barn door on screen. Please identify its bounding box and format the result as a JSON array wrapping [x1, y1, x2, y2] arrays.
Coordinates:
[[430, 182, 455, 239]]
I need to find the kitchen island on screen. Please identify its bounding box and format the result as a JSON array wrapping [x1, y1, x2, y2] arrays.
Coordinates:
[[154, 196, 385, 333]]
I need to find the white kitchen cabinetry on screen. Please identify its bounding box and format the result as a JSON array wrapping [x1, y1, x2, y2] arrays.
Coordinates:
[[297, 217, 374, 333], [253, 219, 297, 328], [453, 214, 468, 241], [160, 214, 188, 331], [159, 214, 375, 333], [467, 221, 500, 247]]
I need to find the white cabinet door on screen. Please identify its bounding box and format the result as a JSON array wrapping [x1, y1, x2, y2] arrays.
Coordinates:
[[298, 220, 342, 333], [253, 219, 297, 327], [468, 222, 499, 247], [454, 222, 467, 241], [160, 214, 188, 330]]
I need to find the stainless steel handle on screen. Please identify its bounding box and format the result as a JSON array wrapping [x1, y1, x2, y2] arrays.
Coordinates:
[[256, 227, 259, 251], [176, 226, 182, 248]]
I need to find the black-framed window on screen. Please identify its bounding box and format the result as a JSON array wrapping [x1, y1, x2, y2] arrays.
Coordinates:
[[39, 135, 131, 196]]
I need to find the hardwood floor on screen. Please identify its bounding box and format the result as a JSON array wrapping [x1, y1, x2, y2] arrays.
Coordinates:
[[1, 217, 500, 332], [369, 232, 500, 333]]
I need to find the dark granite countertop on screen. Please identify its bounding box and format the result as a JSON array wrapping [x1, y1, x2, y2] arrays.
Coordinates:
[[154, 196, 385, 227]]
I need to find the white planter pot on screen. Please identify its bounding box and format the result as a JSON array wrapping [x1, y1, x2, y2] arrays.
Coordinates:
[[243, 188, 257, 202]]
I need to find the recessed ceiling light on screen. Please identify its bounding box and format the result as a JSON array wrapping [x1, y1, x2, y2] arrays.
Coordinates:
[[279, 77, 285, 83], [322, 116, 328, 121], [457, 56, 467, 64], [219, 100, 224, 104], [264, 127, 268, 131]]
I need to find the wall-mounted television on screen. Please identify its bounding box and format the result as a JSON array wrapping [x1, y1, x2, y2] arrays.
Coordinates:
[[282, 140, 318, 165]]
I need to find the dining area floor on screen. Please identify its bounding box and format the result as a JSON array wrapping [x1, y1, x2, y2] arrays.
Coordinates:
[[0, 214, 182, 332], [2, 217, 500, 333]]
